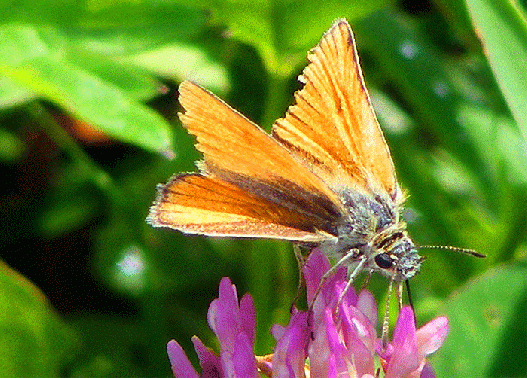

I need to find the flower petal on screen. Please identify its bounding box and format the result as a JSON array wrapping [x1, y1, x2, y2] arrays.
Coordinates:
[[384, 306, 420, 378], [303, 250, 349, 305], [208, 278, 242, 353], [416, 316, 449, 356], [303, 250, 332, 303], [339, 305, 376, 375], [192, 336, 223, 378], [240, 294, 256, 346], [357, 290, 377, 325], [272, 311, 309, 378], [309, 313, 331, 377], [324, 307, 352, 376], [224, 332, 258, 378], [271, 323, 286, 342], [420, 361, 437, 378], [206, 277, 258, 377], [167, 340, 200, 378]]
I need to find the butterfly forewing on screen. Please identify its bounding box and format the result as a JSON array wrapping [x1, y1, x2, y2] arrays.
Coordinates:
[[176, 81, 345, 222], [272, 20, 399, 200], [148, 80, 348, 237]]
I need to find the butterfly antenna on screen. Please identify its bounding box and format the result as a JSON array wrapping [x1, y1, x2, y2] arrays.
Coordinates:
[[418, 245, 486, 258]]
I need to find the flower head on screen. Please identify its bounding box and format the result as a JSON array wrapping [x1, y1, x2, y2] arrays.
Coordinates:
[[166, 250, 449, 378]]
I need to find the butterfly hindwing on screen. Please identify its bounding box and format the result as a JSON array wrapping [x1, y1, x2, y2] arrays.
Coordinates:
[[148, 174, 335, 243]]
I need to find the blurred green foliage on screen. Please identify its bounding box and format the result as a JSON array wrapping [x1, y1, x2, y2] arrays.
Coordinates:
[[0, 0, 526, 377]]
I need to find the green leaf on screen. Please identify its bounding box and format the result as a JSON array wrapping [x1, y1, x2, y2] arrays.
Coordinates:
[[0, 76, 35, 108], [65, 49, 163, 101], [497, 126, 527, 185], [125, 43, 230, 94], [39, 192, 100, 239], [199, 0, 388, 75], [434, 0, 482, 48], [457, 103, 527, 185], [433, 262, 527, 377], [0, 24, 175, 154], [0, 261, 79, 376], [3, 1, 207, 55], [465, 0, 527, 141], [68, 315, 145, 377]]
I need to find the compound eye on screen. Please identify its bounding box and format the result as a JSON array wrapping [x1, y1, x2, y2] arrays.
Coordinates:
[[375, 254, 394, 269]]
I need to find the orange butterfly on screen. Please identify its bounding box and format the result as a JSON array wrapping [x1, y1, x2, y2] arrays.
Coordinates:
[[147, 20, 480, 303]]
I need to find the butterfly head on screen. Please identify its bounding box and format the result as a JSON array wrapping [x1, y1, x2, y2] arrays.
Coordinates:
[[371, 228, 424, 281]]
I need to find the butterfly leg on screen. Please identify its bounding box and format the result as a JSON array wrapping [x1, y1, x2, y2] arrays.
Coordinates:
[[309, 248, 360, 310], [382, 280, 415, 350], [336, 256, 367, 310], [381, 276, 395, 350], [396, 280, 403, 309]]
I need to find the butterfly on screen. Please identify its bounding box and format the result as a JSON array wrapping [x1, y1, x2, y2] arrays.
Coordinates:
[[147, 19, 482, 310]]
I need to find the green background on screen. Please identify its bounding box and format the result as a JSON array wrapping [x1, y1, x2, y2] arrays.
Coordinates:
[[0, 0, 526, 376]]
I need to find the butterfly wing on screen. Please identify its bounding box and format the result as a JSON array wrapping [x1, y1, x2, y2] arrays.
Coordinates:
[[272, 20, 400, 201], [148, 81, 346, 237], [148, 173, 336, 243]]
